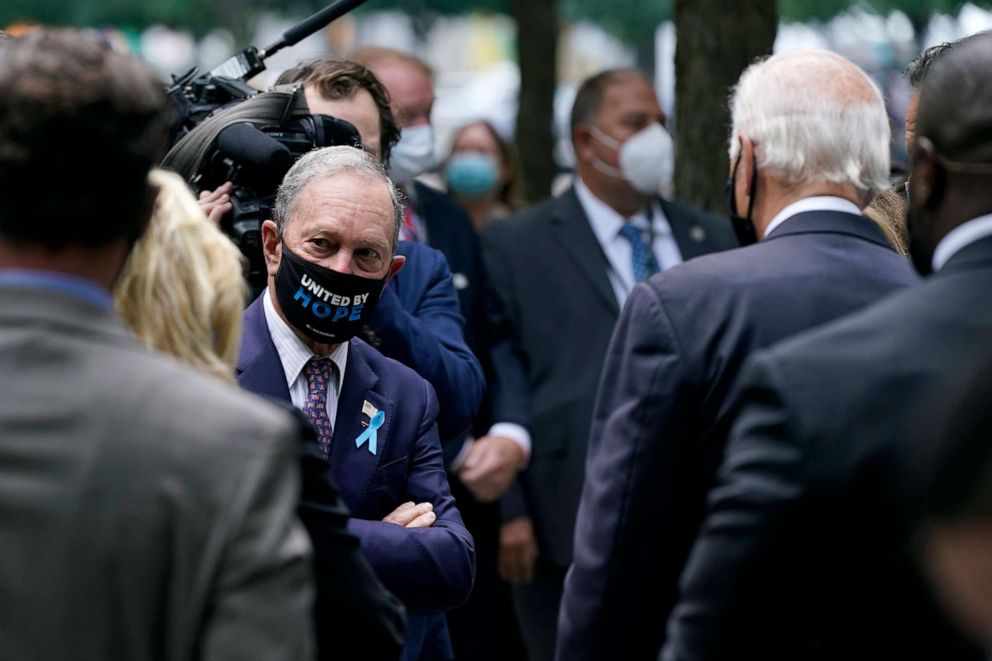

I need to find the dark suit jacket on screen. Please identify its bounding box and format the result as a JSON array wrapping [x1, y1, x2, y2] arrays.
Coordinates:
[[413, 182, 530, 448], [662, 235, 992, 661], [367, 240, 484, 446], [239, 295, 475, 613], [0, 284, 312, 661], [482, 186, 737, 567], [556, 210, 918, 661]]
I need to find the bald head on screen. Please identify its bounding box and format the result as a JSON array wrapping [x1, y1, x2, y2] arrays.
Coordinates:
[[729, 50, 890, 194], [917, 32, 992, 163]]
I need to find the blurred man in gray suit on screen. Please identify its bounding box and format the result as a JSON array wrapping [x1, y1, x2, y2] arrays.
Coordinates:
[[0, 30, 313, 661]]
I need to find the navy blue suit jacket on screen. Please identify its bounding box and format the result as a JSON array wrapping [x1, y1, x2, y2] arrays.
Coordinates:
[[557, 211, 918, 661], [662, 236, 992, 661], [238, 295, 475, 615], [367, 241, 484, 449]]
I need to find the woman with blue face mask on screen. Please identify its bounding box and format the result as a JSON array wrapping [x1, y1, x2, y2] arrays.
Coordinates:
[[444, 120, 523, 230]]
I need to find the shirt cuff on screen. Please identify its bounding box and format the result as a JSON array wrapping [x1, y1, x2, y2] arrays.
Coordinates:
[[488, 422, 531, 464]]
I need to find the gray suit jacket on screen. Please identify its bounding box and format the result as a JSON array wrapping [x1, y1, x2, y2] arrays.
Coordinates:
[[0, 285, 314, 661]]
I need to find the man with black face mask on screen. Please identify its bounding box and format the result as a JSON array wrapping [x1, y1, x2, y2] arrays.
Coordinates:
[[237, 145, 475, 660], [661, 35, 992, 661], [557, 51, 918, 661]]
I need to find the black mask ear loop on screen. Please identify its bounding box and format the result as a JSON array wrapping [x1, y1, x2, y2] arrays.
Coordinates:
[[727, 147, 759, 245]]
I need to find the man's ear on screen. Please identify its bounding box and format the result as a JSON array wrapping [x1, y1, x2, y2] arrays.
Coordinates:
[[910, 137, 942, 212], [573, 126, 595, 165], [735, 134, 755, 210], [261, 220, 282, 278], [384, 254, 406, 285]]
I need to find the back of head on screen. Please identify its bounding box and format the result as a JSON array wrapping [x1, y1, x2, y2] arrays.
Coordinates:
[[0, 29, 168, 248], [350, 46, 433, 80], [275, 58, 400, 162], [729, 50, 890, 195], [116, 169, 246, 383], [916, 32, 992, 163]]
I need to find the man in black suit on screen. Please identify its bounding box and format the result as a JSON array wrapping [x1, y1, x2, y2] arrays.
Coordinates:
[[556, 52, 919, 661], [661, 35, 992, 661], [482, 68, 736, 660]]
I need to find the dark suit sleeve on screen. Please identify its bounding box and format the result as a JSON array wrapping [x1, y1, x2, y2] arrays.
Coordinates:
[[201, 420, 315, 661], [369, 250, 484, 442], [348, 380, 476, 614], [661, 352, 808, 661], [557, 282, 701, 661], [295, 415, 407, 661], [481, 225, 535, 523]]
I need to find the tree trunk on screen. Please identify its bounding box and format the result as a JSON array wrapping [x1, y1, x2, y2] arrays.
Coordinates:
[[511, 0, 558, 203], [674, 0, 776, 213]]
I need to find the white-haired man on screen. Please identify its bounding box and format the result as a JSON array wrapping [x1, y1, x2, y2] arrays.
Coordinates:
[[556, 51, 918, 661], [237, 145, 475, 660]]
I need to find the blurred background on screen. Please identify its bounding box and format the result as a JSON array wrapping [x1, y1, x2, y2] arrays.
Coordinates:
[[7, 0, 992, 210]]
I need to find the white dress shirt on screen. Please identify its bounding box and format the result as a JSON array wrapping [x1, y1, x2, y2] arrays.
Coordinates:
[[932, 213, 992, 272], [263, 288, 348, 424], [574, 178, 683, 308], [763, 196, 862, 239]]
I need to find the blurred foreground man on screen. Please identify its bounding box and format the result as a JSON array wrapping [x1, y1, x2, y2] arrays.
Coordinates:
[[662, 35, 992, 661], [0, 30, 313, 660], [483, 68, 736, 659], [237, 146, 475, 660], [558, 51, 917, 661]]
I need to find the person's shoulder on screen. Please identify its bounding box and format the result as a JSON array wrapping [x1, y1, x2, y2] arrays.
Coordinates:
[[397, 240, 447, 270], [351, 338, 433, 392], [117, 346, 298, 458], [483, 193, 563, 243]]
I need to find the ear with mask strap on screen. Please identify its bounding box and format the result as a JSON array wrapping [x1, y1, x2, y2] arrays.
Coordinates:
[[727, 148, 758, 246]]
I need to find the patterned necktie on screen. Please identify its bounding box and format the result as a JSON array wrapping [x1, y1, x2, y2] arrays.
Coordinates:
[[302, 358, 335, 458], [618, 222, 660, 283], [400, 200, 421, 243]]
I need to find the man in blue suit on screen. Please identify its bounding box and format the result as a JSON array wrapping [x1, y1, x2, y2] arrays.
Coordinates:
[[237, 144, 475, 659], [557, 51, 918, 661]]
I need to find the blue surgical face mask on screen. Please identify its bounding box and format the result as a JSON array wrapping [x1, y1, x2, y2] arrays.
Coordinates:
[[445, 152, 500, 198]]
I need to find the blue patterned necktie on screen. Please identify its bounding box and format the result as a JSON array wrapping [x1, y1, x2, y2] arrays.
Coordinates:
[[302, 358, 335, 458], [618, 222, 660, 283]]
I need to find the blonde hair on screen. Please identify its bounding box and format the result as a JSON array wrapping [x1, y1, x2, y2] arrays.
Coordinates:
[[115, 169, 246, 382], [864, 188, 910, 256]]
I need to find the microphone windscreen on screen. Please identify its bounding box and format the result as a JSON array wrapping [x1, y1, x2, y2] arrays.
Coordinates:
[[216, 122, 292, 175]]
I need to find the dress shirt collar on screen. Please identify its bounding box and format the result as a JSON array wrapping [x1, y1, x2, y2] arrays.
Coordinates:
[[764, 196, 862, 239], [262, 287, 348, 391], [574, 178, 672, 245], [932, 213, 992, 272], [0, 268, 113, 311]]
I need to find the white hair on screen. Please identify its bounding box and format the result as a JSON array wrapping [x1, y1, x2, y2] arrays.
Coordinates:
[[273, 145, 403, 245], [728, 51, 891, 194]]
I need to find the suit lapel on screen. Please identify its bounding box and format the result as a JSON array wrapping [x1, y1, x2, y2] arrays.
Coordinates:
[[330, 340, 392, 513], [662, 198, 713, 261], [237, 296, 292, 403], [552, 188, 620, 317]]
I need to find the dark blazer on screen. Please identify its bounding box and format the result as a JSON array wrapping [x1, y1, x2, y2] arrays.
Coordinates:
[[367, 240, 485, 446], [239, 295, 475, 612], [0, 285, 312, 661], [662, 235, 992, 661], [556, 210, 918, 661], [414, 181, 530, 439], [482, 186, 737, 567]]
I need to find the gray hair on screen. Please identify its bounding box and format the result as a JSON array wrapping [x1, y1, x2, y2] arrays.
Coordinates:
[[728, 51, 891, 195], [273, 145, 403, 248]]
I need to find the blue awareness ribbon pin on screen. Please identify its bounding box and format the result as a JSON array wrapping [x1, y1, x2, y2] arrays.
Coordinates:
[[355, 410, 385, 455]]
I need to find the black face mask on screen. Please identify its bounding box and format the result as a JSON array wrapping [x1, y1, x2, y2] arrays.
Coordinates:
[[274, 245, 388, 344], [727, 151, 759, 246]]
